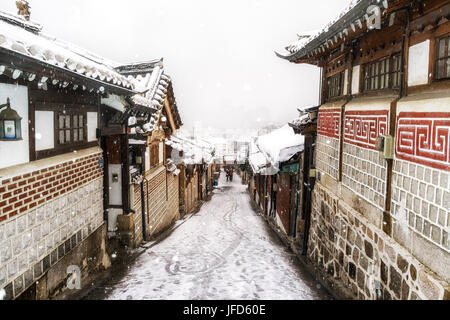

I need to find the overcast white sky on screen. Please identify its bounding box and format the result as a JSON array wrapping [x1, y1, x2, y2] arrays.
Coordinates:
[[1, 0, 351, 130]]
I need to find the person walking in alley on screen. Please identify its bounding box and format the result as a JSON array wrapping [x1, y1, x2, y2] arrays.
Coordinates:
[[229, 167, 233, 182]]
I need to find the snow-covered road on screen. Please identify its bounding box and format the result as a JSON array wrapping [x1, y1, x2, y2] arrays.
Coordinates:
[[86, 172, 331, 300]]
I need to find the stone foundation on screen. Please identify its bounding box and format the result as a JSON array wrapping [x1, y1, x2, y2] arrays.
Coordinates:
[[308, 182, 450, 300]]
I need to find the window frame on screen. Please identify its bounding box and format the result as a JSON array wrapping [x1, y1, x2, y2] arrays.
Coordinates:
[[56, 111, 86, 146], [435, 35, 450, 81], [35, 103, 98, 160], [362, 54, 402, 92], [327, 71, 346, 100]]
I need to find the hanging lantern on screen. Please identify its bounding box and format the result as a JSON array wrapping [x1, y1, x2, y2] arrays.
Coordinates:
[[0, 98, 22, 140]]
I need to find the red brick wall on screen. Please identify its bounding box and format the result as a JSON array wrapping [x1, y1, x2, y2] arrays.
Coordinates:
[[0, 152, 103, 223]]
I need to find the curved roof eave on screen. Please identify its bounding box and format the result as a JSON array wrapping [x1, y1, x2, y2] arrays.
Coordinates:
[[276, 0, 385, 63]]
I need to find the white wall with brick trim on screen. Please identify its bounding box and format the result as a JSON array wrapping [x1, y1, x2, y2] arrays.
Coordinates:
[[0, 148, 104, 298]]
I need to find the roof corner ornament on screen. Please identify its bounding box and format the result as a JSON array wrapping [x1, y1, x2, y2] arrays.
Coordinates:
[[366, 5, 382, 30], [16, 0, 31, 21]]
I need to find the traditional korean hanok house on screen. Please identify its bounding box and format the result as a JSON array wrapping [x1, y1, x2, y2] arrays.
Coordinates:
[[195, 138, 217, 197], [166, 134, 215, 216], [107, 59, 183, 247], [288, 106, 319, 255], [0, 11, 140, 299], [248, 137, 270, 207], [256, 125, 304, 237], [277, 0, 450, 299], [248, 125, 304, 238]]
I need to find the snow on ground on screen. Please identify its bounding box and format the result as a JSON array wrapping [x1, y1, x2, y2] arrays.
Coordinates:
[[85, 172, 331, 300]]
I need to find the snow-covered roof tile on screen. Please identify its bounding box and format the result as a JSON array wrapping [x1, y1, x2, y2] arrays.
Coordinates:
[[277, 0, 390, 62], [255, 124, 304, 171], [0, 10, 138, 91]]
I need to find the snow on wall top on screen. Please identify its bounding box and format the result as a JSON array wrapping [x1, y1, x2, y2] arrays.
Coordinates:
[[255, 124, 304, 171], [0, 10, 136, 90]]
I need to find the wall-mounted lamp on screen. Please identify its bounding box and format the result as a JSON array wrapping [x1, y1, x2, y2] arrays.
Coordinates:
[[0, 98, 22, 141]]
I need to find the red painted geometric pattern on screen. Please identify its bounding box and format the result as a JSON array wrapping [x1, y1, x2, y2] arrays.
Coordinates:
[[396, 112, 450, 171], [344, 110, 389, 150], [317, 108, 341, 139]]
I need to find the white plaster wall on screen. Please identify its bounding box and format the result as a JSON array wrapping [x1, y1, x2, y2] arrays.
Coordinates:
[[0, 84, 29, 169], [351, 65, 360, 94], [87, 112, 98, 142], [408, 40, 430, 87], [35, 111, 54, 151]]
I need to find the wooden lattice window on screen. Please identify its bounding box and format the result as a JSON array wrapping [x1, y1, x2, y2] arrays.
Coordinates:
[[327, 71, 345, 99], [436, 36, 450, 80], [58, 114, 71, 145], [392, 54, 402, 88], [73, 114, 84, 142], [363, 54, 402, 91], [57, 112, 85, 145]]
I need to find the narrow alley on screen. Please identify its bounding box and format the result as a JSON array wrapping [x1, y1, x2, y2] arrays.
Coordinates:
[[84, 172, 331, 300]]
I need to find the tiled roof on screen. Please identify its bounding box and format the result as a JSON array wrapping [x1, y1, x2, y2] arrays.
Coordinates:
[[0, 10, 137, 91]]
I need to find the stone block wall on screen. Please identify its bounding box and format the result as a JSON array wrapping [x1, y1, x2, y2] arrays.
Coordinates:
[[342, 109, 390, 210], [0, 147, 104, 299], [342, 144, 387, 210], [309, 98, 450, 299], [392, 159, 449, 252], [316, 107, 342, 181], [309, 183, 449, 300], [390, 105, 450, 283]]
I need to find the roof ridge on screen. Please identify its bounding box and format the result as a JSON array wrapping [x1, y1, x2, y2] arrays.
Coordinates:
[[0, 9, 42, 33]]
